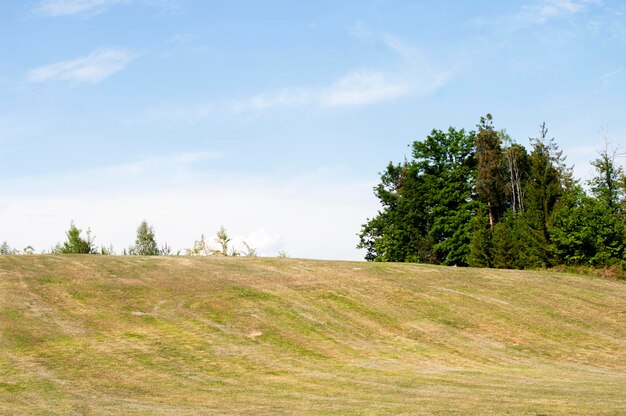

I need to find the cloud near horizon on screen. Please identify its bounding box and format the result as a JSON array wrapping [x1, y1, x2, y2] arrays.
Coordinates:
[[26, 48, 138, 85], [0, 155, 377, 260]]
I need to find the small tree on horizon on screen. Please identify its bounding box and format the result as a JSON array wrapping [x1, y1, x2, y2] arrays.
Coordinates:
[[215, 226, 231, 256], [0, 241, 12, 255], [59, 222, 96, 254], [242, 241, 258, 257], [130, 220, 159, 256]]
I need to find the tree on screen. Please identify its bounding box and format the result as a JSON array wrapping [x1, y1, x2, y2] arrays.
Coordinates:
[[215, 226, 232, 256], [588, 140, 624, 213], [525, 123, 568, 241], [59, 222, 96, 254], [475, 114, 506, 228], [551, 187, 625, 266], [130, 220, 159, 256], [501, 133, 529, 214], [0, 241, 12, 255], [242, 241, 258, 257], [468, 209, 492, 268], [359, 127, 477, 265], [187, 234, 211, 256]]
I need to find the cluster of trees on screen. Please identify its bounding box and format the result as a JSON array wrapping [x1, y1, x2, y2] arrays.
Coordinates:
[[1, 221, 287, 258], [359, 115, 626, 270]]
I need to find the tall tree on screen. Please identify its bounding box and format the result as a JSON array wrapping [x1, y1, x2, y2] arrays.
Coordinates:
[[475, 114, 506, 228], [588, 140, 624, 213], [501, 133, 529, 214], [525, 122, 568, 237], [359, 127, 476, 265]]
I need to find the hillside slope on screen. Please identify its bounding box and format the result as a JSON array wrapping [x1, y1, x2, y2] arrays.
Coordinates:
[[0, 255, 624, 415]]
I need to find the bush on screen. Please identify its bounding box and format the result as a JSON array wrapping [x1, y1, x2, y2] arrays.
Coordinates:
[[58, 222, 96, 254]]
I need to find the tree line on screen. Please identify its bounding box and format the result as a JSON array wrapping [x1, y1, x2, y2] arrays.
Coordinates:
[[0, 221, 289, 258], [359, 115, 626, 271]]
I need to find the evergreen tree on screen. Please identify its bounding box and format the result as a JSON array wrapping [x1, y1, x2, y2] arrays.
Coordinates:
[[130, 220, 159, 256], [468, 208, 492, 268], [551, 187, 625, 266], [475, 114, 506, 228], [526, 123, 569, 228], [0, 241, 12, 255]]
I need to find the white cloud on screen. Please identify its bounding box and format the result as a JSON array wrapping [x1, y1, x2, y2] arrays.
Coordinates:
[[27, 48, 138, 85], [138, 33, 451, 123], [98, 151, 221, 177], [0, 159, 377, 260], [518, 0, 601, 25], [320, 70, 409, 107], [600, 67, 623, 87], [224, 70, 410, 112], [33, 0, 129, 17]]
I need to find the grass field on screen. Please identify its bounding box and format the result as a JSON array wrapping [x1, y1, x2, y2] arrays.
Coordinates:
[[0, 255, 624, 415]]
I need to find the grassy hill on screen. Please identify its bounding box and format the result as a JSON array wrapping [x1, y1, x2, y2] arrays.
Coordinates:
[[0, 255, 624, 415]]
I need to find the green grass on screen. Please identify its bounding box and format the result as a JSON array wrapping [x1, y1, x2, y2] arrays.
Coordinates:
[[0, 255, 624, 415]]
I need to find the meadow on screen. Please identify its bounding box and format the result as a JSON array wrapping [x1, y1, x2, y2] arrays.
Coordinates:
[[0, 255, 624, 415]]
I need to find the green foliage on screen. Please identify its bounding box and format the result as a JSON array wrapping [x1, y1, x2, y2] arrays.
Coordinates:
[[468, 208, 492, 268], [242, 242, 258, 257], [491, 212, 548, 269], [59, 222, 96, 254], [359, 127, 477, 265], [362, 117, 626, 270], [160, 243, 173, 256], [551, 188, 626, 267], [0, 241, 12, 255], [525, 123, 568, 237], [187, 234, 210, 256], [130, 220, 159, 256], [215, 226, 231, 256], [186, 227, 239, 256], [475, 114, 506, 227], [588, 144, 624, 213], [100, 245, 115, 256]]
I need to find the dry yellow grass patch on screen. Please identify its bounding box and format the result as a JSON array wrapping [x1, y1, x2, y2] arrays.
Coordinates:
[[0, 255, 624, 415]]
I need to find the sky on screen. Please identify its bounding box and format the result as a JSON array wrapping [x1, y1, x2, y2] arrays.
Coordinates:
[[1, 0, 625, 259]]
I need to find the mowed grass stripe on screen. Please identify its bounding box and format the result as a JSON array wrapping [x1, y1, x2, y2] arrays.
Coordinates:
[[0, 255, 624, 415]]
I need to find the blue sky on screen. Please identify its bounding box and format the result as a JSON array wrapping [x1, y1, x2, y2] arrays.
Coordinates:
[[1, 0, 625, 259]]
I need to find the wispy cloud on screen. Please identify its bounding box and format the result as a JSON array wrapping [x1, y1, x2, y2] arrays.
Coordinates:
[[33, 0, 129, 17], [33, 0, 180, 17], [100, 151, 221, 177], [601, 67, 623, 87], [26, 48, 138, 85], [517, 0, 600, 26], [473, 0, 601, 30], [138, 32, 451, 123], [224, 70, 411, 113]]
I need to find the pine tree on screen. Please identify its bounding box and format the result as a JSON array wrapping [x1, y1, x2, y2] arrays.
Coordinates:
[[475, 114, 506, 228]]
